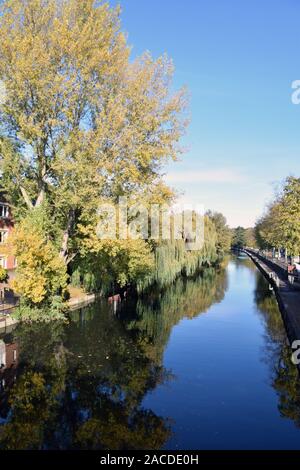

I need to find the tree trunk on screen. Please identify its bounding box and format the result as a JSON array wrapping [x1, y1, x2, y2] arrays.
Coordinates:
[[35, 188, 45, 207], [20, 186, 33, 209], [60, 210, 75, 264]]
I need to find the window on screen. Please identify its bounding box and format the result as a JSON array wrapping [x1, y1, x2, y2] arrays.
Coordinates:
[[0, 205, 9, 218], [0, 258, 7, 269], [0, 340, 5, 368], [0, 231, 8, 244]]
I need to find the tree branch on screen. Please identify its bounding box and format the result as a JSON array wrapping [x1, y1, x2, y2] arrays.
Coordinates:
[[60, 209, 76, 264], [35, 188, 45, 207], [20, 186, 33, 209]]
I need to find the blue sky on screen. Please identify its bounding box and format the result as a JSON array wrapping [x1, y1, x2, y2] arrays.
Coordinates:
[[111, 0, 300, 227]]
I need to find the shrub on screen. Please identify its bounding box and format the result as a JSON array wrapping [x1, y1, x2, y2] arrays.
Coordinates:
[[0, 266, 8, 283], [12, 296, 67, 323], [11, 208, 68, 306]]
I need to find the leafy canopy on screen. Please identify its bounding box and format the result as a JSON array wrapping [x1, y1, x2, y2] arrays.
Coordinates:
[[0, 0, 187, 265], [255, 177, 300, 255], [11, 207, 68, 305]]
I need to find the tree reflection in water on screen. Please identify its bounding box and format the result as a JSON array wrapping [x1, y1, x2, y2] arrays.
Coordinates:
[[3, 259, 300, 449], [0, 316, 171, 449], [0, 262, 229, 450], [254, 271, 300, 428], [121, 263, 229, 363]]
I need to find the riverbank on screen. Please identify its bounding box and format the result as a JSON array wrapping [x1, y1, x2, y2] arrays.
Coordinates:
[[0, 313, 19, 332], [245, 249, 300, 369], [0, 291, 97, 333], [67, 292, 96, 311]]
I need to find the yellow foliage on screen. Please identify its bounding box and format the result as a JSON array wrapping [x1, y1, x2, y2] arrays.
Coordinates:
[[11, 219, 68, 304], [0, 0, 187, 217], [0, 0, 188, 296], [255, 177, 300, 254]]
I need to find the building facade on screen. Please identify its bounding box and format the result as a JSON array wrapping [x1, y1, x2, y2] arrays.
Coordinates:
[[0, 196, 16, 272]]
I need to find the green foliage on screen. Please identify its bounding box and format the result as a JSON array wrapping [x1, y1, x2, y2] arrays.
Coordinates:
[[0, 260, 230, 449], [127, 262, 228, 362], [207, 211, 232, 255], [0, 371, 54, 449], [0, 0, 231, 313], [244, 227, 257, 248], [255, 177, 300, 255], [76, 233, 155, 293], [71, 264, 103, 294], [231, 226, 247, 249], [0, 303, 171, 450], [137, 216, 218, 292], [254, 271, 300, 428], [74, 213, 223, 294], [0, 266, 8, 282], [12, 296, 67, 323], [231, 226, 257, 249], [0, 0, 187, 267], [0, 0, 191, 315], [10, 206, 68, 308]]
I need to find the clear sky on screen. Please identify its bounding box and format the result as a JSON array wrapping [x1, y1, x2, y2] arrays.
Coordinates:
[[110, 0, 300, 227]]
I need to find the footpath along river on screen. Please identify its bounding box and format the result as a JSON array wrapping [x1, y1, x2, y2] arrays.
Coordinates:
[[0, 254, 300, 449]]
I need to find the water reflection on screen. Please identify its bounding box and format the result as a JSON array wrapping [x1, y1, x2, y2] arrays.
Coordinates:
[[254, 271, 300, 428], [0, 318, 171, 449], [1, 257, 300, 449], [0, 335, 18, 422], [121, 264, 228, 363], [0, 263, 228, 450]]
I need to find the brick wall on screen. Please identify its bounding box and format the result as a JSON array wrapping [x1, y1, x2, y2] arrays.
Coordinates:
[[0, 198, 16, 272]]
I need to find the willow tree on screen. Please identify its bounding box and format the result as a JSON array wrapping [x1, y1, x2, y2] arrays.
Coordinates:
[[0, 0, 187, 268], [134, 215, 218, 292], [206, 210, 232, 255]]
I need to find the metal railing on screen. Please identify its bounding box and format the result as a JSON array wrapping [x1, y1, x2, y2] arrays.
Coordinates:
[[0, 296, 20, 315]]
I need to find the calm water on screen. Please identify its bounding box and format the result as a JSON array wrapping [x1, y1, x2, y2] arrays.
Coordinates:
[[1, 255, 300, 450]]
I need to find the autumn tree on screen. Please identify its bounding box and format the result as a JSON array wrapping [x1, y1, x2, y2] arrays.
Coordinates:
[[0, 0, 187, 310], [255, 202, 283, 250], [244, 227, 257, 249], [11, 206, 68, 308], [0, 0, 187, 266], [255, 177, 300, 256], [274, 177, 300, 256]]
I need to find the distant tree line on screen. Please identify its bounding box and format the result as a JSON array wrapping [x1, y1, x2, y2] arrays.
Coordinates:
[[254, 177, 300, 257], [230, 227, 257, 250]]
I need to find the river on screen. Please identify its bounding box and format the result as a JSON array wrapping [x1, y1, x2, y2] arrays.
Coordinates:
[[0, 254, 300, 449]]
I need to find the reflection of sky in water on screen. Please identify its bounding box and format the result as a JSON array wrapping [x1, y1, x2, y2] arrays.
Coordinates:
[[142, 258, 300, 450], [0, 256, 299, 450]]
